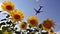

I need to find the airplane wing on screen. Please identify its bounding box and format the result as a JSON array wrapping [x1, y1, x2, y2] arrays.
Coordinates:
[[34, 8, 37, 12]]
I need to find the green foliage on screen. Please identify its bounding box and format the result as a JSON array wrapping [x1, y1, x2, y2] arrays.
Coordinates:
[[0, 30, 3, 34], [42, 21, 45, 25], [2, 26, 8, 32], [34, 28, 39, 32]]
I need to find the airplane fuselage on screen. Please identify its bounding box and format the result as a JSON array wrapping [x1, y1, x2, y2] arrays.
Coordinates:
[[37, 11, 40, 13]]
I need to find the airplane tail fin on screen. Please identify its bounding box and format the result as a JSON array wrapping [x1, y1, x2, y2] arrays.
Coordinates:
[[39, 5, 43, 8]]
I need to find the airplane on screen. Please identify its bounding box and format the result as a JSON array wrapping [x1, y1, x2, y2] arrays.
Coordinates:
[[34, 6, 43, 15]]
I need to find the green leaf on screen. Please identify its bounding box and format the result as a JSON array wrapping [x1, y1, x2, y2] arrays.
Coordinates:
[[2, 26, 8, 32], [34, 28, 39, 32], [0, 30, 3, 34], [42, 21, 45, 25], [12, 23, 16, 27]]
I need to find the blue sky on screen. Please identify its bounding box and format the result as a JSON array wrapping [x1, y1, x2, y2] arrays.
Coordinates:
[[0, 0, 60, 32]]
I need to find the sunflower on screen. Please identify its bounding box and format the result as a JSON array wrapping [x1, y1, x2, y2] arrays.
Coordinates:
[[42, 18, 55, 31], [1, 1, 14, 12], [19, 22, 27, 30], [9, 9, 24, 23], [27, 16, 38, 27], [42, 25, 50, 32]]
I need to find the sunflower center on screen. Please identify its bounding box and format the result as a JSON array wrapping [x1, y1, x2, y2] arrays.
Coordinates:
[[6, 5, 13, 10], [21, 24, 25, 28], [30, 20, 36, 25], [14, 15, 20, 20], [44, 21, 51, 29]]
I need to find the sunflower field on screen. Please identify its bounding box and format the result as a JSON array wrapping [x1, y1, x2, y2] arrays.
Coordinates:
[[0, 1, 56, 34]]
